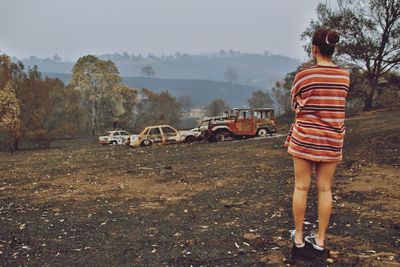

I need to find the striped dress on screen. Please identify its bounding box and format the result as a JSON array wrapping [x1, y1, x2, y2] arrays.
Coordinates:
[[285, 65, 350, 162]]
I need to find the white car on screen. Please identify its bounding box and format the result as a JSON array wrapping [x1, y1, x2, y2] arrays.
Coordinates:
[[98, 130, 132, 145]]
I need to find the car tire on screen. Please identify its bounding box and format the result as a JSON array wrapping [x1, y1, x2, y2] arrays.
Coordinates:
[[185, 135, 196, 143], [141, 140, 152, 146], [111, 141, 117, 145], [215, 132, 225, 142], [257, 129, 268, 137]]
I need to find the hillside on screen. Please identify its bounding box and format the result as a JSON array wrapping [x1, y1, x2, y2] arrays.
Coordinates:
[[27, 52, 301, 108], [44, 73, 266, 108], [19, 52, 300, 88], [107, 54, 300, 88], [122, 77, 262, 107], [0, 107, 399, 265]]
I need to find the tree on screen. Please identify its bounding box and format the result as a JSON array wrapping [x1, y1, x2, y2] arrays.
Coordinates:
[[272, 70, 298, 115], [302, 0, 400, 110], [271, 61, 314, 115], [68, 55, 135, 135], [16, 67, 56, 148], [0, 53, 25, 90], [1, 53, 84, 151], [177, 95, 194, 112], [52, 54, 61, 61], [376, 71, 400, 106], [101, 84, 138, 129], [133, 88, 182, 130], [248, 90, 274, 108], [43, 78, 83, 138], [0, 54, 24, 152], [141, 66, 156, 78], [224, 67, 239, 84], [0, 54, 21, 153], [206, 98, 230, 117], [0, 81, 20, 153]]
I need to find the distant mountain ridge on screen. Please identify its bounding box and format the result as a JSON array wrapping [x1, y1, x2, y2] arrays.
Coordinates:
[[43, 73, 263, 108], [18, 51, 300, 89]]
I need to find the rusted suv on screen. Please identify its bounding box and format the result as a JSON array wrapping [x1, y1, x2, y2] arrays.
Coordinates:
[[204, 108, 277, 142]]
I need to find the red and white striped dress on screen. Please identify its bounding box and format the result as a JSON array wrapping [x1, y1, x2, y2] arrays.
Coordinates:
[[285, 65, 350, 162]]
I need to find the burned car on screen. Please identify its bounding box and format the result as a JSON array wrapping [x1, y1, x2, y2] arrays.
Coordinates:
[[196, 115, 229, 132], [189, 115, 230, 140], [204, 108, 277, 142], [129, 125, 201, 147], [98, 130, 132, 145]]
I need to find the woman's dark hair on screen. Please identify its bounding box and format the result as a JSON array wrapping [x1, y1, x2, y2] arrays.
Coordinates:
[[312, 28, 339, 57]]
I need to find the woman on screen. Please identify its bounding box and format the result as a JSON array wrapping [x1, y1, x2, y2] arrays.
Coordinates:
[[285, 28, 350, 251]]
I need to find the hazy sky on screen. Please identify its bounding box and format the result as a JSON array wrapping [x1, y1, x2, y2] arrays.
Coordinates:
[[1, 0, 330, 61]]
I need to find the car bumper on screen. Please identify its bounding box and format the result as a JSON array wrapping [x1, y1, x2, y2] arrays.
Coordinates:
[[98, 140, 110, 145]]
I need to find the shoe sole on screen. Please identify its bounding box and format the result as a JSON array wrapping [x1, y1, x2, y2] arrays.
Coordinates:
[[304, 236, 324, 251], [290, 230, 305, 248]]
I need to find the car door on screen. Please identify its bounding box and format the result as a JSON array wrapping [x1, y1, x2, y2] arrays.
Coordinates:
[[113, 131, 122, 144], [120, 131, 131, 144], [161, 126, 179, 143], [235, 110, 254, 135], [148, 127, 163, 144]]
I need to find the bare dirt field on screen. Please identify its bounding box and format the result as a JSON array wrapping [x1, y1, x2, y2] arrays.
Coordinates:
[[1, 108, 399, 266]]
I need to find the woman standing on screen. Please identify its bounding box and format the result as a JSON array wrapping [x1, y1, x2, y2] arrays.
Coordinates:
[[285, 28, 350, 251]]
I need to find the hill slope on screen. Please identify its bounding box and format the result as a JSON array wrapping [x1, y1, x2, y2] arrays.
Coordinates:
[[19, 52, 300, 89], [44, 73, 265, 107], [122, 76, 262, 107]]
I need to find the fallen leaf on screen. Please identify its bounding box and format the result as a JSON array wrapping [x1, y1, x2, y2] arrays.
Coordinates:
[[330, 250, 339, 258], [243, 233, 262, 240], [326, 258, 334, 263]]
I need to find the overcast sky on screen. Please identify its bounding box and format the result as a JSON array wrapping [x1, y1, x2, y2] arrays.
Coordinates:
[[1, 0, 331, 61]]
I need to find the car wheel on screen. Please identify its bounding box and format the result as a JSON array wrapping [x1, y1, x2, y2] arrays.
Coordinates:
[[215, 133, 225, 142], [141, 140, 152, 146], [185, 135, 196, 143], [111, 141, 117, 145], [257, 129, 268, 137]]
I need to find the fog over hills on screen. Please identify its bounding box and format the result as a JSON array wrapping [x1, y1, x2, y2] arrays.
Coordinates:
[[22, 51, 301, 107]]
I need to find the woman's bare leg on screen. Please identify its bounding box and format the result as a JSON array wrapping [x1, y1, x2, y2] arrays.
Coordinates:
[[292, 157, 313, 244], [314, 161, 337, 247]]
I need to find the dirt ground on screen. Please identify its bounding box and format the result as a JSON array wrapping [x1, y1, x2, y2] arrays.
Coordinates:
[[0, 107, 399, 266]]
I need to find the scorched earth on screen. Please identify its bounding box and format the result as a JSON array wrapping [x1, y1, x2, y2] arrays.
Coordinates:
[[0, 107, 399, 266]]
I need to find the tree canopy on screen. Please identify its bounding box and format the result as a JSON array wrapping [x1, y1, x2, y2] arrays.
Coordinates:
[[1, 53, 82, 151], [206, 98, 230, 117], [141, 66, 156, 78], [68, 55, 137, 134], [133, 88, 182, 130], [0, 81, 20, 153], [302, 0, 400, 110], [224, 67, 239, 84], [248, 90, 273, 109]]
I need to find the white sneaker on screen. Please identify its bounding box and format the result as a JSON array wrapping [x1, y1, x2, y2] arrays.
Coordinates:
[[305, 234, 324, 251], [290, 230, 305, 248]]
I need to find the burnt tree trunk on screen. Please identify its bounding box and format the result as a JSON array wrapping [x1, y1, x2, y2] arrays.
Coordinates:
[[363, 95, 374, 111]]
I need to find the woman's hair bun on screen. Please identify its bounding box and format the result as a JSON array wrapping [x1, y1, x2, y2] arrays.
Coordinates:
[[326, 30, 339, 46], [312, 28, 339, 56]]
